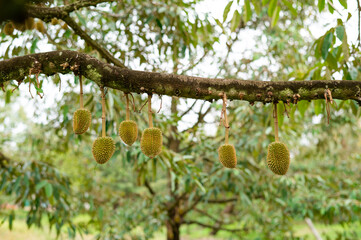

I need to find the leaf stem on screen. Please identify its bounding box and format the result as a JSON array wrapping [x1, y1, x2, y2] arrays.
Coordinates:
[[101, 86, 106, 137]]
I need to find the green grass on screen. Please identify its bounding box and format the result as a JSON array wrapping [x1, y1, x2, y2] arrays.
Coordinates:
[[1, 210, 361, 240]]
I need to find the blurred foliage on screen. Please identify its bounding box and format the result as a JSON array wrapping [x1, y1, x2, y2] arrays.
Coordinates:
[[0, 0, 361, 239]]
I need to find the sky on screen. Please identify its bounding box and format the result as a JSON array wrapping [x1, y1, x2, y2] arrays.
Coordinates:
[[1, 0, 360, 137]]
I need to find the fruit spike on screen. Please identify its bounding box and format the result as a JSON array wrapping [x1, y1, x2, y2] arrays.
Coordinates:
[[218, 144, 237, 168], [267, 142, 290, 175]]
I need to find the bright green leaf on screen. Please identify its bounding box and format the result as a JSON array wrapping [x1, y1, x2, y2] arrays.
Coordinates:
[[271, 6, 281, 27], [318, 0, 325, 12], [223, 1, 233, 22]]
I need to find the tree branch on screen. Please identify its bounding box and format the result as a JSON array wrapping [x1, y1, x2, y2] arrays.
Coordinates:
[[1, 50, 361, 103], [207, 198, 238, 204], [25, 0, 125, 68], [184, 220, 247, 233]]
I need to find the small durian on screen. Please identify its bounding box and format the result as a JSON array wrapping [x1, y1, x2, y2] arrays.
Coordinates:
[[73, 108, 91, 134], [25, 18, 35, 30], [140, 127, 162, 158], [61, 23, 68, 30], [35, 21, 46, 33], [218, 144, 237, 168], [119, 120, 138, 146], [92, 136, 115, 164], [12, 21, 25, 31], [3, 22, 14, 35], [51, 18, 59, 25], [267, 142, 290, 175]]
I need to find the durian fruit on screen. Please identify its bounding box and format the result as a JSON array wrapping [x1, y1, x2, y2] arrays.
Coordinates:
[[140, 127, 162, 158], [267, 142, 290, 175], [73, 108, 91, 134], [35, 21, 46, 33], [218, 144, 237, 168], [92, 136, 115, 164], [119, 120, 138, 146], [51, 18, 59, 25], [25, 17, 35, 30], [3, 22, 14, 35]]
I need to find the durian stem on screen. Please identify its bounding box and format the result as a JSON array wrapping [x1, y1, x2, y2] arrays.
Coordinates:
[[148, 94, 153, 128], [101, 86, 106, 137], [223, 94, 229, 145], [274, 102, 279, 142], [125, 93, 130, 121], [79, 75, 84, 108]]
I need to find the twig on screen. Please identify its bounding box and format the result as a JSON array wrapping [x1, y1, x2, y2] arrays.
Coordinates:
[[79, 75, 84, 108], [138, 99, 148, 113], [125, 93, 130, 121], [273, 102, 279, 142], [148, 94, 153, 128], [100, 86, 106, 137], [305, 218, 323, 240], [157, 95, 163, 113], [357, 0, 361, 47]]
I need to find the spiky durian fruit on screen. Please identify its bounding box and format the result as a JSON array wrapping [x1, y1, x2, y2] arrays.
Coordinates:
[[25, 18, 35, 30], [119, 120, 138, 146], [92, 136, 115, 164], [267, 142, 290, 175], [73, 108, 91, 134], [3, 22, 14, 35], [218, 144, 237, 168], [35, 21, 46, 33], [140, 127, 162, 158]]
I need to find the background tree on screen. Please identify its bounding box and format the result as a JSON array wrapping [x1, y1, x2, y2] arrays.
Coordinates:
[[0, 0, 361, 240]]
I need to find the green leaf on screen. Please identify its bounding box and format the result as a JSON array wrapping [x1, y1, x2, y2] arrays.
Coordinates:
[[9, 211, 15, 230], [338, 0, 347, 9], [326, 52, 337, 69], [75, 12, 86, 26], [244, 0, 252, 21], [231, 10, 241, 32], [195, 179, 206, 193], [318, 0, 325, 12], [45, 183, 53, 198], [35, 180, 48, 191], [282, 0, 297, 16], [328, 0, 334, 13], [30, 38, 38, 54], [223, 1, 233, 22], [321, 32, 333, 60], [314, 100, 323, 115], [298, 100, 310, 118], [271, 5, 281, 27], [335, 25, 344, 41], [268, 0, 277, 17]]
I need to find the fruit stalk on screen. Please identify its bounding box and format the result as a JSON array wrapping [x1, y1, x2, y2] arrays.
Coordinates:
[[148, 94, 153, 128], [125, 94, 130, 121], [79, 75, 84, 108], [222, 94, 229, 145], [101, 86, 106, 138], [274, 102, 279, 142]]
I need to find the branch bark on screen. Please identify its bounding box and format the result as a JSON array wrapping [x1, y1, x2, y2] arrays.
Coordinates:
[[184, 220, 247, 233], [1, 50, 361, 103]]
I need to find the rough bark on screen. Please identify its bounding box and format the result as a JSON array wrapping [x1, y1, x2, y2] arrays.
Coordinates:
[[1, 50, 361, 103]]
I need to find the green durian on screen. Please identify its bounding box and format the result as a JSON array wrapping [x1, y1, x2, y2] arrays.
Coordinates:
[[73, 108, 91, 134], [3, 22, 14, 35], [267, 142, 290, 175], [119, 120, 138, 146], [218, 144, 237, 168], [140, 127, 162, 158], [92, 136, 115, 164]]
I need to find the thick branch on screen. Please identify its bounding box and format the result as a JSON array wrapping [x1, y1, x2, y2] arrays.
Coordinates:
[[26, 0, 125, 68], [1, 50, 361, 103]]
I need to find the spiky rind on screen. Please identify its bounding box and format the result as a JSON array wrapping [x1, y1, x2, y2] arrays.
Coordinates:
[[92, 137, 115, 164], [140, 128, 162, 158], [218, 144, 237, 168], [73, 108, 91, 134], [25, 18, 35, 30], [267, 142, 290, 175], [3, 22, 14, 35], [119, 120, 138, 146]]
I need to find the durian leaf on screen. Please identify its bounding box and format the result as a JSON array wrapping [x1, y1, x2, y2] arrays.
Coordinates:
[[223, 1, 233, 22]]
